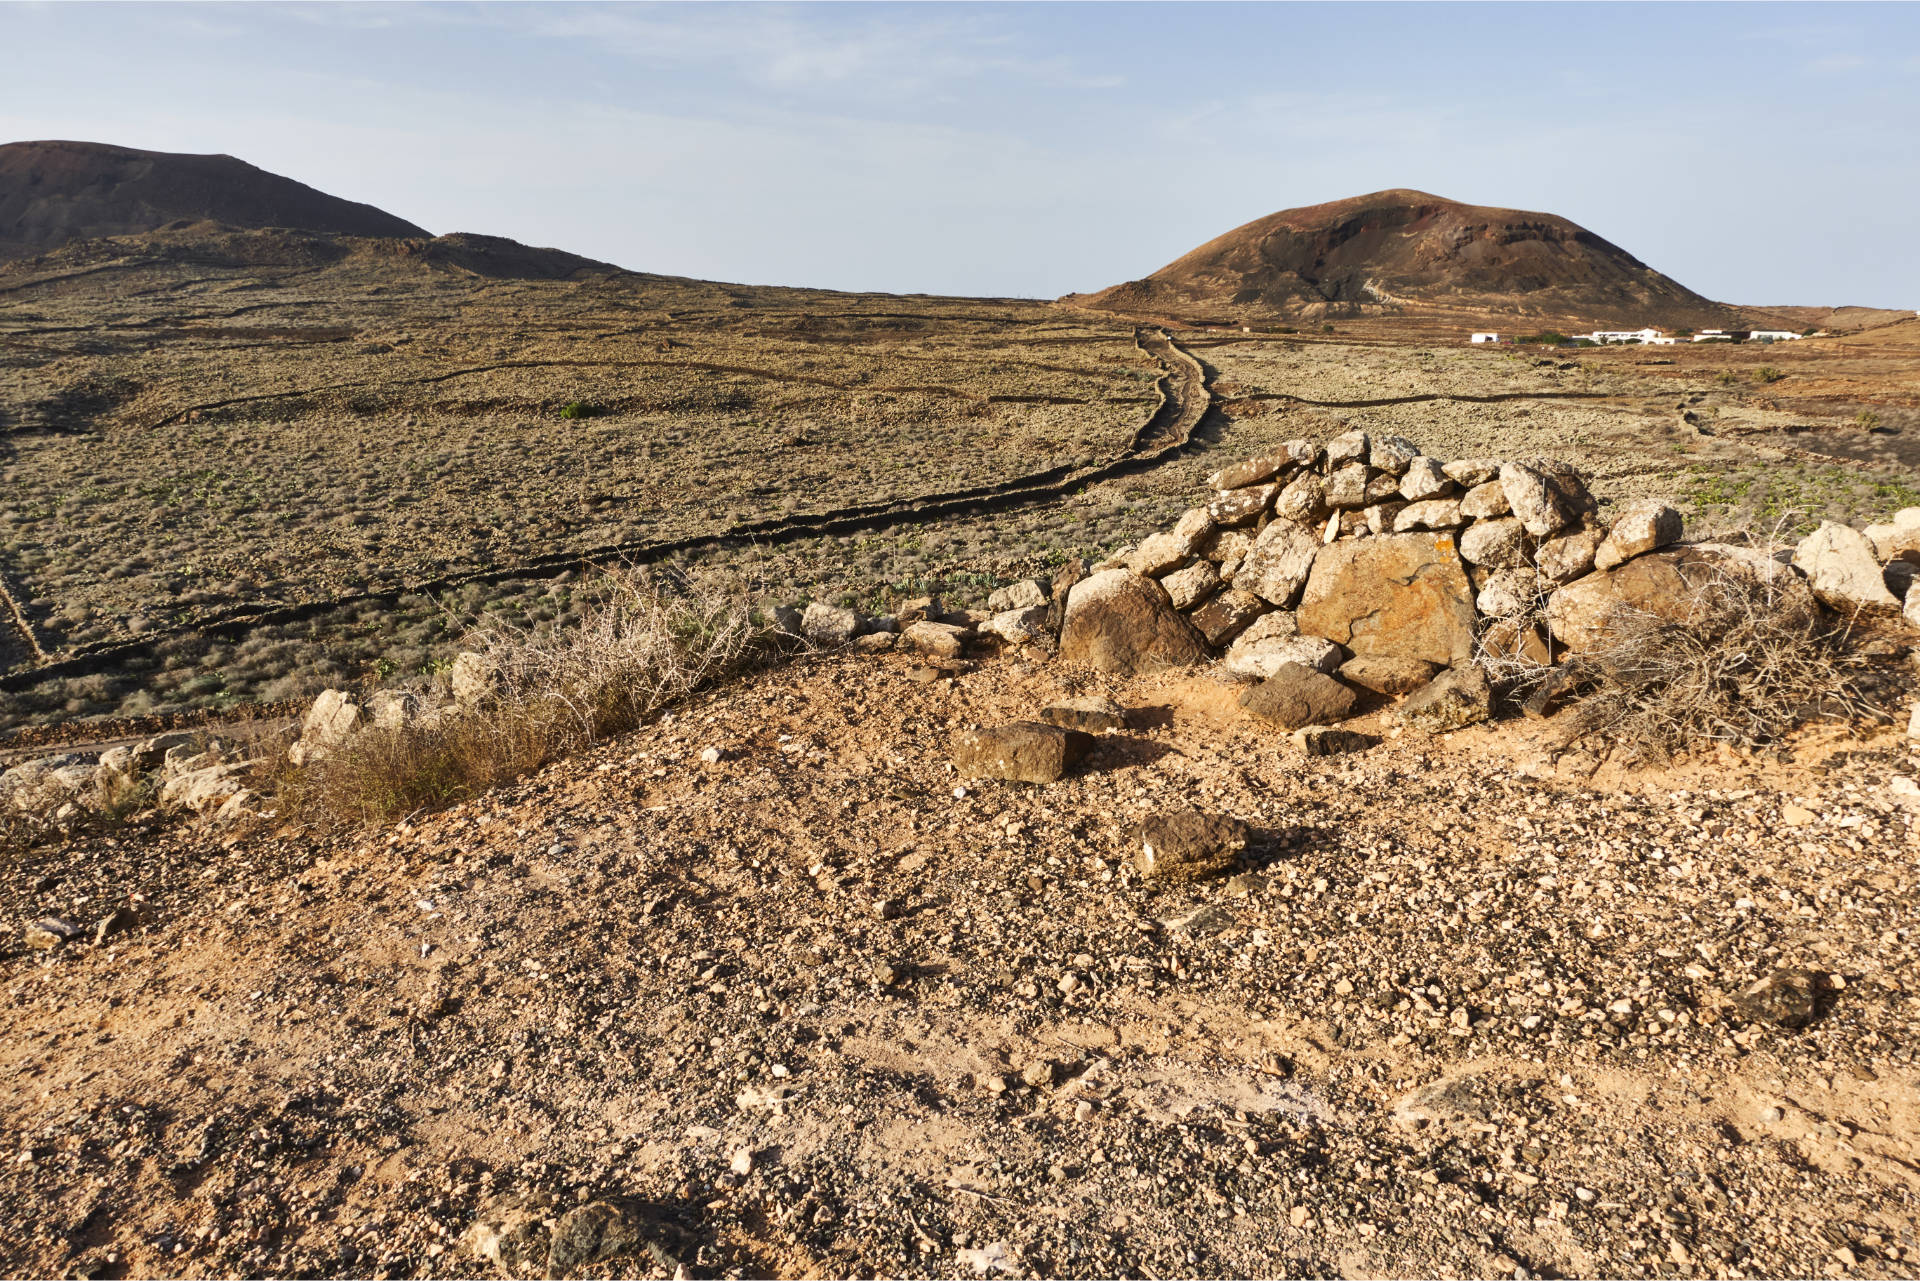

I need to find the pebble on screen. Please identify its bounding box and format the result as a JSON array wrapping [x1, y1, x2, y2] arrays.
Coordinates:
[[699, 747, 724, 764]]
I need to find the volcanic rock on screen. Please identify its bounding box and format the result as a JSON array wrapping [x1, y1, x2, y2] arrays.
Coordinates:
[[1060, 570, 1209, 674], [1296, 532, 1475, 667]]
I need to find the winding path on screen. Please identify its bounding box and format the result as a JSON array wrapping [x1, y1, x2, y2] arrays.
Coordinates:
[[1, 328, 1217, 695]]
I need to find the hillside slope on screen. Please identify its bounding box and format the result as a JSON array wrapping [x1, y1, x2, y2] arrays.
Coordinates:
[[0, 139, 430, 260], [1068, 188, 1745, 328]]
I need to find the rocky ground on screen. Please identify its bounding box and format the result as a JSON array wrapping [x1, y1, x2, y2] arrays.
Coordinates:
[[3, 648, 1917, 1280]]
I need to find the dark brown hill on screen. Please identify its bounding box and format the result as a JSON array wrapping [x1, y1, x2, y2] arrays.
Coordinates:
[[1067, 188, 1745, 328], [0, 139, 430, 261]]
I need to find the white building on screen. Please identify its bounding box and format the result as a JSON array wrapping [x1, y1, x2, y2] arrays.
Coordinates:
[[1470, 332, 1500, 343], [1692, 329, 1734, 342], [1586, 327, 1668, 344], [1747, 329, 1803, 342]]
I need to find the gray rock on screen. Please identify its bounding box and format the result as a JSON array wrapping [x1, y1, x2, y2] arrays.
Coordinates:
[[1129, 809, 1249, 883], [1397, 664, 1492, 731], [951, 722, 1093, 784], [159, 763, 251, 815], [1128, 531, 1195, 578], [771, 604, 805, 635], [801, 602, 864, 645], [1234, 610, 1298, 646], [1793, 521, 1901, 614], [450, 651, 500, 704], [1324, 464, 1370, 510], [1275, 473, 1330, 522], [987, 579, 1049, 613], [1239, 663, 1358, 729], [1223, 633, 1345, 680], [1326, 429, 1370, 468], [1459, 518, 1529, 569], [1369, 435, 1423, 475], [1199, 527, 1255, 565], [902, 620, 969, 658], [24, 918, 81, 950], [1534, 526, 1606, 585], [1047, 558, 1087, 637], [1593, 500, 1683, 571], [1499, 462, 1573, 538], [547, 1201, 650, 1277], [1207, 454, 1286, 491], [1476, 568, 1543, 618], [1160, 561, 1221, 611], [1364, 501, 1407, 535], [1039, 697, 1127, 733], [303, 689, 362, 749], [2, 755, 96, 816], [129, 733, 194, 774], [1733, 969, 1821, 1029], [1232, 518, 1322, 608], [1459, 480, 1511, 519], [1398, 457, 1454, 502], [367, 689, 424, 731], [1443, 458, 1502, 486], [1208, 482, 1280, 527], [1392, 499, 1465, 532], [1365, 471, 1406, 503], [978, 607, 1051, 646]]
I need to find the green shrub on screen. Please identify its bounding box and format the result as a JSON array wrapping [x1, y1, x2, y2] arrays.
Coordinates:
[[1755, 367, 1784, 384], [559, 400, 598, 420]]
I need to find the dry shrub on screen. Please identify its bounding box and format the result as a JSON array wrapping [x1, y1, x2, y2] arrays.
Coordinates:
[[285, 566, 782, 826], [1503, 566, 1873, 764]]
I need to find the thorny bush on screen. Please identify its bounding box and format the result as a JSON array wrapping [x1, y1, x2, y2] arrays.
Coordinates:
[[282, 566, 786, 825]]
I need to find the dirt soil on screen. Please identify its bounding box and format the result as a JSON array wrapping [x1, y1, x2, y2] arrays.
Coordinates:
[[4, 650, 1917, 1280]]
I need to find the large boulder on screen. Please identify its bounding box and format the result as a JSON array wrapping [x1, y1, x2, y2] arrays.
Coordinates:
[[450, 651, 501, 705], [1295, 532, 1476, 668], [1459, 480, 1511, 519], [1866, 509, 1920, 566], [1239, 663, 1358, 730], [1793, 522, 1901, 615], [951, 723, 1093, 784], [1545, 543, 1818, 651], [159, 762, 251, 815], [1060, 570, 1210, 674], [1232, 518, 1322, 608]]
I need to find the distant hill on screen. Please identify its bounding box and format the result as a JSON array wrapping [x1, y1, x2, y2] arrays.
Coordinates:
[[0, 139, 430, 261], [1066, 189, 1748, 329]]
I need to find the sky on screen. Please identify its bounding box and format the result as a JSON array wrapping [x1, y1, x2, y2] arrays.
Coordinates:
[[3, 2, 1917, 306]]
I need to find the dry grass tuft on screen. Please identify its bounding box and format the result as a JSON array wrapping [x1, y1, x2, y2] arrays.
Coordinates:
[[1494, 566, 1875, 764], [282, 567, 783, 826]]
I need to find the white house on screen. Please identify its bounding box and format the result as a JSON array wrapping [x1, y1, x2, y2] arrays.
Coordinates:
[[1747, 329, 1803, 342], [1692, 329, 1734, 342], [1470, 332, 1500, 343], [1586, 327, 1667, 344]]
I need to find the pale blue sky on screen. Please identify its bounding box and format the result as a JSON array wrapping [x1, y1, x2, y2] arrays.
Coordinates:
[[4, 2, 1916, 305]]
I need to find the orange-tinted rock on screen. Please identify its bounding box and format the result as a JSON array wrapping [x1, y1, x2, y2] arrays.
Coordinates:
[[1060, 570, 1210, 674], [1295, 532, 1476, 667]]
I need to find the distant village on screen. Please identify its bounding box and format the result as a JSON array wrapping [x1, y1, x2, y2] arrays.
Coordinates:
[[1469, 326, 1807, 346]]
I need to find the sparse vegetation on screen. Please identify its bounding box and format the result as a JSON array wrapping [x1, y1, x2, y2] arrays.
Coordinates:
[[1501, 567, 1873, 764], [280, 567, 778, 825], [1755, 366, 1784, 383], [557, 399, 599, 419]]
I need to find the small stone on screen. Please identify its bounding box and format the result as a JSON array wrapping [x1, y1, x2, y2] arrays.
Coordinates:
[[729, 1148, 755, 1176], [950, 723, 1093, 784], [1128, 531, 1195, 578], [1459, 518, 1529, 569], [1324, 465, 1369, 509], [977, 606, 1051, 646], [874, 898, 902, 920], [1533, 526, 1605, 585], [801, 602, 863, 646], [1232, 518, 1322, 608], [1275, 473, 1330, 522], [1291, 727, 1379, 756], [1369, 435, 1423, 475], [1159, 561, 1221, 611], [1021, 1060, 1058, 1089], [903, 621, 969, 659], [1326, 429, 1370, 467], [1593, 500, 1683, 571], [1039, 697, 1127, 733], [24, 918, 80, 950], [1500, 462, 1574, 538], [1239, 664, 1358, 730], [1188, 589, 1271, 646], [1337, 655, 1437, 695], [1396, 664, 1492, 731], [1459, 480, 1511, 519], [986, 579, 1049, 613], [1207, 454, 1285, 491], [1733, 969, 1821, 1029], [1398, 457, 1453, 501], [1208, 482, 1280, 527], [1393, 498, 1465, 532], [1289, 1205, 1310, 1229], [699, 746, 724, 764], [1129, 809, 1249, 883], [1223, 632, 1344, 680]]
